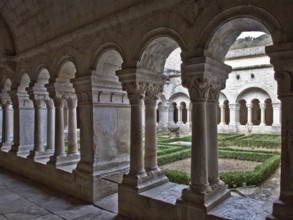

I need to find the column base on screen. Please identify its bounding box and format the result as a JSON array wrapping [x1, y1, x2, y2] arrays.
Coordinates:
[[27, 150, 53, 160], [267, 200, 293, 220], [0, 142, 13, 151], [121, 168, 168, 192], [9, 144, 33, 157], [176, 184, 231, 220], [73, 160, 129, 202], [47, 154, 79, 166]]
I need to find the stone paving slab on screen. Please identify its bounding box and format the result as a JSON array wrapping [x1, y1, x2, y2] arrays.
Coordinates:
[[140, 182, 186, 204], [0, 167, 124, 220], [209, 196, 271, 220]]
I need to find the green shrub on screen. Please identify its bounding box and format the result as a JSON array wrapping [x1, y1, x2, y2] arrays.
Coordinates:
[[157, 147, 185, 156], [163, 169, 189, 185], [220, 154, 280, 187], [158, 149, 191, 166], [219, 150, 273, 162], [161, 151, 280, 188]]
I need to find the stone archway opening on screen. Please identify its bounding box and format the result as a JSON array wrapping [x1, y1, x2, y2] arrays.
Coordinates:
[[199, 16, 282, 219]]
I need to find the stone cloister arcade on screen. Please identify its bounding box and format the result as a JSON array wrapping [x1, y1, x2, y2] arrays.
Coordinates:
[[0, 1, 292, 219]]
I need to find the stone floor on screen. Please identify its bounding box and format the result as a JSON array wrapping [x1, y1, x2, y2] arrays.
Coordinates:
[[0, 166, 280, 220], [0, 167, 126, 220]]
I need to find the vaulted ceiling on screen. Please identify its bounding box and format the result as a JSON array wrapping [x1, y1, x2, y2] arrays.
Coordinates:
[[0, 0, 142, 53]]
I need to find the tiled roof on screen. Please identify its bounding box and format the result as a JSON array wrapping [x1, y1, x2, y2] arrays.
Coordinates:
[[225, 46, 265, 59]]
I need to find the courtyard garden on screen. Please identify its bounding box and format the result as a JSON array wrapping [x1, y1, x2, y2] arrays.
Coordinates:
[[157, 133, 281, 188]]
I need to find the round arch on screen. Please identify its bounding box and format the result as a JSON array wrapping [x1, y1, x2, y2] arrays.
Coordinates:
[[90, 42, 126, 72], [235, 83, 277, 104], [236, 87, 272, 104], [169, 92, 190, 106], [52, 47, 83, 79], [93, 49, 124, 83], [133, 27, 187, 61], [56, 58, 77, 81], [133, 28, 187, 75], [198, 5, 286, 61]]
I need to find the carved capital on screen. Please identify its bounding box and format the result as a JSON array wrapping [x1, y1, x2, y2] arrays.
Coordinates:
[[31, 94, 49, 109], [208, 79, 225, 102], [46, 99, 55, 109], [33, 98, 46, 109], [122, 82, 148, 104], [67, 95, 78, 108], [182, 77, 210, 102], [54, 96, 65, 108], [145, 84, 162, 106], [274, 71, 293, 98]]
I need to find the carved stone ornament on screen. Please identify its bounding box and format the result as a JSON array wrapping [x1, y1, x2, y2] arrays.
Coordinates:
[[145, 84, 163, 105], [53, 96, 65, 108], [67, 95, 78, 108], [274, 71, 293, 97], [208, 79, 225, 102], [183, 77, 210, 102], [122, 82, 148, 104]]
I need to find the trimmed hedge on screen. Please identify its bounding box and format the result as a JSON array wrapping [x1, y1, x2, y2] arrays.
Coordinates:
[[162, 154, 280, 187], [157, 147, 185, 156], [219, 150, 274, 162], [163, 169, 189, 185], [158, 147, 276, 166], [220, 154, 280, 187], [157, 134, 281, 149], [158, 149, 191, 166]]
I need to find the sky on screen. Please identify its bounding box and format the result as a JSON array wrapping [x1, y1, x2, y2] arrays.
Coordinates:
[[237, 31, 265, 39]]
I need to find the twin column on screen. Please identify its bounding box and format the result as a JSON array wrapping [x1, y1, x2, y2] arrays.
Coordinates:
[[121, 82, 163, 186]]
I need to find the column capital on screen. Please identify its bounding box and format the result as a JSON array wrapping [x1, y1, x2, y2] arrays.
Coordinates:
[[182, 76, 210, 102], [266, 42, 293, 98], [259, 103, 266, 109], [219, 103, 226, 109], [30, 94, 49, 109], [145, 84, 162, 106], [229, 103, 240, 110], [53, 96, 65, 108], [46, 99, 55, 109], [122, 81, 148, 104], [272, 102, 281, 109], [67, 94, 78, 108], [208, 79, 225, 102], [246, 103, 253, 109]]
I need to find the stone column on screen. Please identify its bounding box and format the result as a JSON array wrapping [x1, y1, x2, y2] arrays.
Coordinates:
[[207, 80, 224, 187], [48, 96, 65, 164], [181, 77, 212, 198], [176, 57, 231, 218], [67, 95, 78, 156], [219, 103, 226, 125], [266, 44, 293, 219], [178, 104, 183, 124], [29, 98, 46, 158], [186, 106, 190, 125], [144, 91, 159, 172], [46, 99, 55, 152], [272, 103, 281, 126], [158, 103, 168, 130], [168, 105, 174, 125], [0, 101, 13, 149], [121, 82, 146, 185], [247, 103, 252, 124], [260, 103, 266, 126], [229, 104, 240, 125]]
